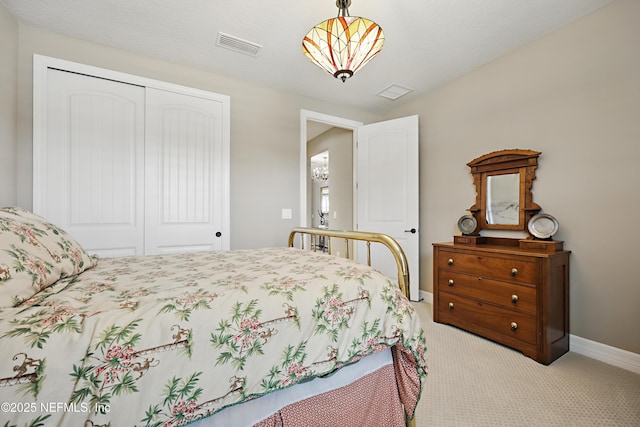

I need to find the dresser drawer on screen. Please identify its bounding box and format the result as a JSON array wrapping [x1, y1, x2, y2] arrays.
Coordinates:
[[438, 270, 536, 315], [437, 249, 538, 284], [438, 291, 537, 346]]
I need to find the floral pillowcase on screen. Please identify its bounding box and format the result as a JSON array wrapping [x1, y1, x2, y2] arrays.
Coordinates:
[[0, 207, 97, 308]]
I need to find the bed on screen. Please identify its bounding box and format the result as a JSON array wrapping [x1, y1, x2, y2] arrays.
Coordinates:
[[0, 207, 426, 426]]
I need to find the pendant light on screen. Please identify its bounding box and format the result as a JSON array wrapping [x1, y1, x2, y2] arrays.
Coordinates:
[[302, 0, 384, 82]]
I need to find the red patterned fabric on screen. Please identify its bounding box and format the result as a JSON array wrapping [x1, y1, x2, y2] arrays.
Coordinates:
[[392, 343, 423, 419], [254, 364, 405, 427]]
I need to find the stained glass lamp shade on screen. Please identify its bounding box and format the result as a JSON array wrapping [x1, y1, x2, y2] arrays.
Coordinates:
[[302, 2, 384, 82]]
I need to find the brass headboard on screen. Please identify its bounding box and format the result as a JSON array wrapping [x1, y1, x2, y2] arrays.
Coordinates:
[[288, 227, 410, 299]]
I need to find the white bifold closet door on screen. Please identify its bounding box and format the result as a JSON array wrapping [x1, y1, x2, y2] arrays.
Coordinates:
[[36, 65, 227, 257], [42, 69, 146, 257], [144, 88, 225, 255]]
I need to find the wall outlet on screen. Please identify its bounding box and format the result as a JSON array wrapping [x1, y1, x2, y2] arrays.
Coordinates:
[[281, 208, 292, 219]]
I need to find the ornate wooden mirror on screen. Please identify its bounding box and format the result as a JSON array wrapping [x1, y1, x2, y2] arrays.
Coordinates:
[[467, 149, 541, 234]]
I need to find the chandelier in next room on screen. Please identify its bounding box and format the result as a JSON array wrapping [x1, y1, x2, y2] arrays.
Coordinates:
[[311, 155, 329, 183], [302, 0, 385, 82]]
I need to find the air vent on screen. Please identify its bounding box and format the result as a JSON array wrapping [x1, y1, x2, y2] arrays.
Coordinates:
[[376, 84, 413, 100], [216, 32, 262, 57]]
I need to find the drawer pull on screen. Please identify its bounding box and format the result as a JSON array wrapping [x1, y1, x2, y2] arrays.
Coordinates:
[[448, 302, 454, 310], [510, 322, 518, 331], [511, 294, 519, 304], [448, 258, 454, 266], [448, 279, 454, 286], [511, 268, 518, 276]]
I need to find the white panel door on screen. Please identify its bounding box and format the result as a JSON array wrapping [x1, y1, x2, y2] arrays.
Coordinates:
[[37, 68, 145, 257], [34, 57, 230, 257], [144, 88, 225, 254], [357, 115, 420, 300]]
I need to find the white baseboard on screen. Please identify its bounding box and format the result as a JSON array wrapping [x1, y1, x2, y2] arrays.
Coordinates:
[[570, 334, 640, 374], [419, 290, 433, 304], [417, 291, 639, 374]]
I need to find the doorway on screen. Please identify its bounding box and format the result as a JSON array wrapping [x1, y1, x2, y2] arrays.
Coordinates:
[[299, 110, 362, 232], [300, 111, 421, 301]]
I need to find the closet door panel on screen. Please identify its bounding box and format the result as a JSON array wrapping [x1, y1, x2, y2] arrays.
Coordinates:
[[144, 88, 224, 254], [38, 69, 145, 257]]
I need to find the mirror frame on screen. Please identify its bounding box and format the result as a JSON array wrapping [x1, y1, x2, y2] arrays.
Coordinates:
[[468, 149, 541, 234]]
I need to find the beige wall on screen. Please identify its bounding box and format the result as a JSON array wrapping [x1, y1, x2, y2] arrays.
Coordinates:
[[0, 5, 17, 206], [10, 23, 380, 251], [386, 0, 640, 354]]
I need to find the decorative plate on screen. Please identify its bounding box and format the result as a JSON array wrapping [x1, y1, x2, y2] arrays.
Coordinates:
[[528, 213, 559, 239], [457, 215, 477, 235]]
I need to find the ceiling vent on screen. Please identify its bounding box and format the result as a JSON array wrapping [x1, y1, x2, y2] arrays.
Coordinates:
[[376, 84, 413, 100], [216, 32, 263, 57]]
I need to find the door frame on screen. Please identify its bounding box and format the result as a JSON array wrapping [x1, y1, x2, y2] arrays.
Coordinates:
[[299, 110, 362, 230]]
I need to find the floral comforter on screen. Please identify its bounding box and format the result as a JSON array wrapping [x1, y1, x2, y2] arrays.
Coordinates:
[[0, 247, 426, 426]]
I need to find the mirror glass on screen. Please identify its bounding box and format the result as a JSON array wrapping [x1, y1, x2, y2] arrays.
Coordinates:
[[485, 173, 520, 225]]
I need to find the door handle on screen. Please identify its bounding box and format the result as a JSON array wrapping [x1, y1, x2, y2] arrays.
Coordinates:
[[404, 228, 417, 234]]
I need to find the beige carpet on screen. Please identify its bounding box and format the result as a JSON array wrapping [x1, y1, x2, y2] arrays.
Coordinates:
[[411, 302, 640, 427]]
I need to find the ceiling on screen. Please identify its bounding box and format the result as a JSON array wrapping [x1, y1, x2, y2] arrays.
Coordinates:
[[2, 0, 611, 115]]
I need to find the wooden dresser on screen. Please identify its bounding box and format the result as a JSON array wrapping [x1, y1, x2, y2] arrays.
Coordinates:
[[433, 238, 570, 364]]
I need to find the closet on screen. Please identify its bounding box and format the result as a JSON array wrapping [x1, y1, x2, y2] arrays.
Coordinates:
[[33, 55, 230, 257]]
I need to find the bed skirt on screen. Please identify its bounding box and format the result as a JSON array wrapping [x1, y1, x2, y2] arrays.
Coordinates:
[[254, 362, 404, 426], [190, 348, 416, 426]]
